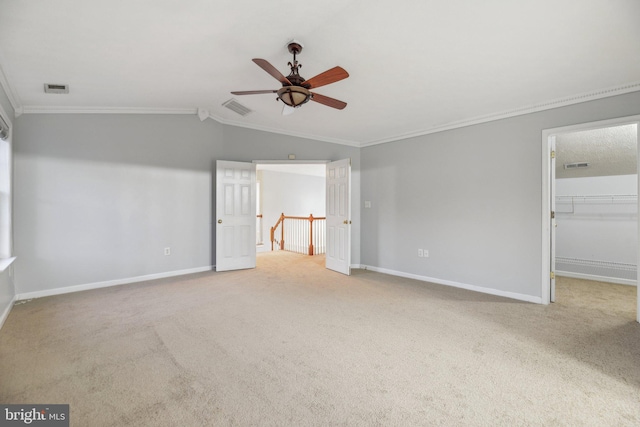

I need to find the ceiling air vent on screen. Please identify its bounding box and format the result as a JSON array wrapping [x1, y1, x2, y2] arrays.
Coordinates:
[[564, 162, 590, 169], [44, 84, 69, 94], [222, 99, 252, 116], [0, 114, 9, 140]]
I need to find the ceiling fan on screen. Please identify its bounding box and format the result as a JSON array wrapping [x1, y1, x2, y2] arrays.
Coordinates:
[[231, 40, 349, 114]]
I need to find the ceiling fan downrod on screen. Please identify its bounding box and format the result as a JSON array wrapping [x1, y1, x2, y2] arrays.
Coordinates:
[[286, 42, 305, 86]]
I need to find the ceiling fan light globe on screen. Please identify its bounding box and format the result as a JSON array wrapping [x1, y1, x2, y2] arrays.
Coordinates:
[[277, 86, 311, 107]]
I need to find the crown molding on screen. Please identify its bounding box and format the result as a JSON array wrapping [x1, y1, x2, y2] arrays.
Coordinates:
[[12, 81, 640, 149], [207, 111, 362, 147], [21, 106, 197, 115], [360, 81, 640, 147], [0, 64, 23, 116], [20, 104, 361, 146]]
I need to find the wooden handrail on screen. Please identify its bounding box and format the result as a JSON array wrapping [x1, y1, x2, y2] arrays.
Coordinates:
[[270, 213, 285, 251], [270, 213, 326, 255], [281, 215, 326, 220]]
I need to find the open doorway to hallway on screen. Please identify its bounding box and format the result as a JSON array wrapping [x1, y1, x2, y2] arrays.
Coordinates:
[[255, 163, 326, 257]]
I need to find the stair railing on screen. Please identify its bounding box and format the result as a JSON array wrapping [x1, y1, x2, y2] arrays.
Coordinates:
[[270, 213, 326, 255]]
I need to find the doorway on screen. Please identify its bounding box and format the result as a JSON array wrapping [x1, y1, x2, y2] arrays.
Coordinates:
[[541, 116, 640, 323], [214, 159, 352, 275], [255, 162, 327, 254], [254, 158, 351, 275]]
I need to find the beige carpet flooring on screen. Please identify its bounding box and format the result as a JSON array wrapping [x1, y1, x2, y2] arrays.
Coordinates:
[[0, 252, 639, 426]]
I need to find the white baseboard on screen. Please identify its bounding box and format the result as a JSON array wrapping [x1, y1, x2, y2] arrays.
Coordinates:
[[556, 270, 637, 286], [15, 266, 214, 301], [0, 294, 17, 331], [359, 265, 543, 304]]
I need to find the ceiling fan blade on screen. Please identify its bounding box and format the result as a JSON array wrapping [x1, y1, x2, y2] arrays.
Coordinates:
[[303, 66, 349, 89], [231, 90, 278, 95], [252, 58, 292, 86], [310, 92, 347, 110]]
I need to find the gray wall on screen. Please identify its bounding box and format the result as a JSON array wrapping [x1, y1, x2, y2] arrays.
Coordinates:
[[361, 92, 640, 299], [13, 115, 360, 295], [0, 84, 15, 320], [10, 91, 639, 300], [14, 114, 223, 294]]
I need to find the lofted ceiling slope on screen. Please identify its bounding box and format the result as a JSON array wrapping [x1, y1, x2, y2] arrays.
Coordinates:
[[0, 0, 639, 147]]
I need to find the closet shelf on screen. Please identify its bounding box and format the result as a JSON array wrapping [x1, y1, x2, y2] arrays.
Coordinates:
[[556, 194, 637, 204]]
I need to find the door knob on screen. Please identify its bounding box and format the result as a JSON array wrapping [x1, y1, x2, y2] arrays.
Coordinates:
[[218, 219, 222, 224]]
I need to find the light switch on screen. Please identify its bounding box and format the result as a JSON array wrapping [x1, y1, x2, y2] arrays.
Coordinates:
[[364, 201, 372, 208]]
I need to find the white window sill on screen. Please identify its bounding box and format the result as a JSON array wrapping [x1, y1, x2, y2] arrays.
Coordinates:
[[0, 257, 16, 272]]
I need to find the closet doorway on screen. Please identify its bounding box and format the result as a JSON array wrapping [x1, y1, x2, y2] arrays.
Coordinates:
[[542, 116, 640, 322]]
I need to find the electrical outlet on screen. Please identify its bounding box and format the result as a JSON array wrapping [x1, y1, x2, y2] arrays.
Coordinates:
[[417, 249, 423, 257], [164, 247, 171, 256]]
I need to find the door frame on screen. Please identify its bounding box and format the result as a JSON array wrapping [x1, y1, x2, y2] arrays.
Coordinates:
[[540, 114, 640, 323]]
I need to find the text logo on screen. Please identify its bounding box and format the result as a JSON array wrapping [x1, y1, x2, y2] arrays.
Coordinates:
[[1, 405, 69, 426]]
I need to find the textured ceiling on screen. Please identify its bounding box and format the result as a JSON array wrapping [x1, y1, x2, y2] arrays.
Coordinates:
[[0, 0, 639, 146], [556, 124, 637, 179]]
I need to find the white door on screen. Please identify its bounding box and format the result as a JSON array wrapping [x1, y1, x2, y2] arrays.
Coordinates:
[[326, 159, 351, 275], [550, 136, 557, 302], [216, 161, 256, 272]]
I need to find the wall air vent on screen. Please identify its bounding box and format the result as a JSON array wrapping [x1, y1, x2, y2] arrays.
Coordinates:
[[564, 162, 590, 169], [44, 84, 69, 94], [222, 99, 252, 116]]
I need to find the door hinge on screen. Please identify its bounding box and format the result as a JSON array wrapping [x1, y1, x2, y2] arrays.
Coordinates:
[[551, 211, 555, 219], [550, 271, 555, 279], [551, 151, 556, 159]]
